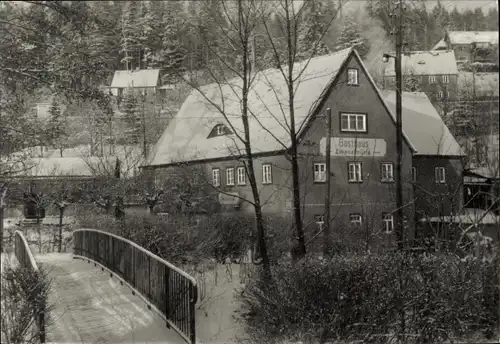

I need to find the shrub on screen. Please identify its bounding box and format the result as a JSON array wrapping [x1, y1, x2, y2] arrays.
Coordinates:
[[239, 252, 499, 344], [75, 207, 297, 266], [1, 260, 53, 344]]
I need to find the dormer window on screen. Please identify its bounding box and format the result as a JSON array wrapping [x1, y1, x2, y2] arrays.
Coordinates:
[[217, 125, 225, 135], [208, 124, 232, 138]]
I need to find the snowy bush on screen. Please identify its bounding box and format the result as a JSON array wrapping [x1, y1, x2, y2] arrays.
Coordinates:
[[239, 252, 499, 344], [75, 210, 291, 266], [1, 260, 53, 344]]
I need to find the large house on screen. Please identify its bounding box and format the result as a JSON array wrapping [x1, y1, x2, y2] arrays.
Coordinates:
[[432, 31, 499, 66], [143, 47, 464, 246], [382, 50, 459, 104]]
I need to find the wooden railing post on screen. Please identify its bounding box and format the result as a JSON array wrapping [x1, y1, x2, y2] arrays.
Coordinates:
[[165, 267, 170, 328], [148, 255, 151, 299], [189, 283, 196, 344]]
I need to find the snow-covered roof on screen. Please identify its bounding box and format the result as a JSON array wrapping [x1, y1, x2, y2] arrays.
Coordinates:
[[448, 31, 499, 45], [7, 157, 115, 178], [421, 208, 499, 225], [111, 69, 160, 88], [383, 50, 458, 77], [432, 39, 448, 51], [457, 72, 499, 97], [380, 91, 463, 157], [146, 48, 355, 166]]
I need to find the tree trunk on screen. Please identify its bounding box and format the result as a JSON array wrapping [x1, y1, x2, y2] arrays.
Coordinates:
[[285, 0, 306, 261], [58, 206, 64, 253]]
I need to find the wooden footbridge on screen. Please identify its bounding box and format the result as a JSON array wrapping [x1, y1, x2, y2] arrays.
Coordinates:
[[7, 229, 198, 344]]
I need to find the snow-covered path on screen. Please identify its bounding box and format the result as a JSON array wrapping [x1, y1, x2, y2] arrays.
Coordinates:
[[36, 253, 185, 344]]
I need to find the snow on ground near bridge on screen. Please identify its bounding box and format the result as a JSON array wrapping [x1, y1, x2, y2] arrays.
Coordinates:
[[36, 253, 253, 344], [36, 253, 186, 344], [188, 261, 253, 344]]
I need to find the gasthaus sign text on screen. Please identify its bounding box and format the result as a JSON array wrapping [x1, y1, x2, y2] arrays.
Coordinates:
[[320, 137, 387, 157]]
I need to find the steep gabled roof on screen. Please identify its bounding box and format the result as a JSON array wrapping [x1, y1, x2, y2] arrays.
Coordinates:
[[383, 51, 458, 77], [447, 31, 499, 45], [111, 69, 160, 88], [146, 48, 418, 167], [380, 91, 463, 157], [147, 48, 353, 166]]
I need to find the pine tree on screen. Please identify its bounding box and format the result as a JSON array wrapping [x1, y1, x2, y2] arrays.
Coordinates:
[[47, 98, 67, 157], [154, 2, 187, 83], [335, 15, 370, 59], [121, 89, 141, 144], [297, 0, 331, 61], [120, 1, 142, 70]]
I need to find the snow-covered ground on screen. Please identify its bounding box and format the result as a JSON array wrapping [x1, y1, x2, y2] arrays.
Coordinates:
[[188, 262, 249, 344]]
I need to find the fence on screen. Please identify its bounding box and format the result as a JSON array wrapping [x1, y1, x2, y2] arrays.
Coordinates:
[[72, 229, 198, 344], [13, 230, 46, 343]]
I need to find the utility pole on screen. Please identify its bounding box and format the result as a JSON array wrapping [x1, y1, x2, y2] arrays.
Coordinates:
[[395, 0, 405, 249], [323, 108, 332, 256]]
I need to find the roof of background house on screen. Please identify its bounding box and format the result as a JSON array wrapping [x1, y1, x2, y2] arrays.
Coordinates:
[[380, 91, 463, 156], [110, 69, 160, 88], [421, 208, 499, 225], [5, 144, 144, 178], [457, 72, 499, 97], [432, 39, 448, 50], [6, 157, 114, 178], [383, 50, 458, 76], [146, 48, 419, 167], [448, 31, 499, 45]]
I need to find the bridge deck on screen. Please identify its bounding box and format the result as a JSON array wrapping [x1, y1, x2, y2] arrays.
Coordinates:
[[36, 253, 185, 344]]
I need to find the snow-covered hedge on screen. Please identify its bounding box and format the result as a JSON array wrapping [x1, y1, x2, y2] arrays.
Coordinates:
[[240, 252, 499, 344], [76, 210, 292, 266]]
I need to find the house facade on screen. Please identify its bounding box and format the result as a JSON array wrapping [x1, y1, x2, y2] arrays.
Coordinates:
[[109, 69, 161, 100], [382, 51, 459, 107], [144, 48, 464, 248], [432, 31, 499, 66]]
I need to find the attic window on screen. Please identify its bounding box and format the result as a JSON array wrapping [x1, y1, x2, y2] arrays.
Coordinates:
[[208, 124, 232, 138], [417, 60, 426, 65]]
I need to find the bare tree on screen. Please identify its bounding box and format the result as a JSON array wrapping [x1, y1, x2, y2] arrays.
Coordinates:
[[178, 0, 274, 277], [259, 0, 347, 260]]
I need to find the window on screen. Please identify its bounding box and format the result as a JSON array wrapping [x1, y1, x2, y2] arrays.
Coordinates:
[[217, 125, 225, 135], [437, 91, 443, 98], [212, 168, 220, 187], [442, 75, 449, 84], [315, 215, 325, 230], [447, 91, 450, 98], [348, 162, 363, 183], [340, 113, 366, 132], [429, 76, 436, 84], [412, 167, 417, 183], [347, 68, 359, 86], [350, 214, 362, 226], [262, 164, 272, 184], [382, 213, 394, 233], [314, 163, 326, 183], [435, 167, 446, 184], [226, 168, 235, 186], [237, 167, 246, 185], [381, 162, 394, 182]]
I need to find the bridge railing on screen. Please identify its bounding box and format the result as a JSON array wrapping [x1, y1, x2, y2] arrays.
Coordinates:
[[73, 229, 197, 344], [13, 230, 46, 343]]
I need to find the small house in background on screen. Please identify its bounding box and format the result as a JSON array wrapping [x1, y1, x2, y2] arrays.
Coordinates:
[[382, 50, 459, 104], [110, 69, 161, 99], [432, 31, 499, 66]]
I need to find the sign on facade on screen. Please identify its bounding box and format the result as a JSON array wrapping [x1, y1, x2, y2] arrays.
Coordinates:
[[218, 192, 241, 206], [319, 137, 387, 157]]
